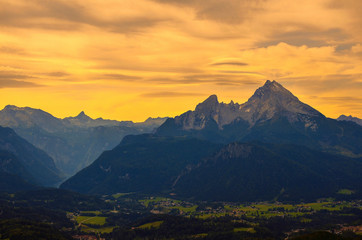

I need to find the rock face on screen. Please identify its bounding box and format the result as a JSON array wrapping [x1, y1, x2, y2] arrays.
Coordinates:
[[0, 106, 168, 176], [157, 80, 362, 156], [337, 115, 362, 126], [160, 80, 323, 131], [240, 80, 323, 124]]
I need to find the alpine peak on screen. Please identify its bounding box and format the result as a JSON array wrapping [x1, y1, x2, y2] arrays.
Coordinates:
[[157, 80, 325, 135], [195, 94, 219, 113], [75, 111, 91, 121]]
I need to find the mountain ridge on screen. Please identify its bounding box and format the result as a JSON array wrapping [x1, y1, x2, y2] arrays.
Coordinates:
[[0, 106, 168, 176], [156, 80, 362, 156], [337, 115, 362, 126]]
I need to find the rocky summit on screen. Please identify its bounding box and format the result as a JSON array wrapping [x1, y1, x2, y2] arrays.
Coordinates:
[[157, 80, 362, 156], [159, 80, 323, 132]]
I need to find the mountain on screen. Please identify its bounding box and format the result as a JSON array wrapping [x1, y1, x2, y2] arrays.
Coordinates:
[[157, 80, 362, 157], [60, 134, 222, 194], [63, 111, 124, 128], [158, 80, 321, 132], [60, 134, 362, 201], [337, 115, 362, 126], [0, 126, 63, 187], [174, 142, 362, 201], [0, 105, 66, 133], [59, 80, 362, 201], [0, 149, 38, 192], [0, 106, 167, 176]]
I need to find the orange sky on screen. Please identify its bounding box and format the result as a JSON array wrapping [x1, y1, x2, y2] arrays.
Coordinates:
[[0, 0, 361, 121]]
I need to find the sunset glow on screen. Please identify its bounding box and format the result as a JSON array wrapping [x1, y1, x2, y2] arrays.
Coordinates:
[[0, 0, 361, 121]]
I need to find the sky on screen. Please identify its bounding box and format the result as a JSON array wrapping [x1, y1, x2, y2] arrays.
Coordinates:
[[0, 0, 361, 121]]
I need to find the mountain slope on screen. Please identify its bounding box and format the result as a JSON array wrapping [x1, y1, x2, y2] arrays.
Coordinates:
[[157, 80, 362, 156], [60, 134, 221, 194], [0, 150, 36, 184], [0, 126, 63, 186], [174, 142, 362, 201], [0, 106, 167, 176], [60, 134, 361, 201]]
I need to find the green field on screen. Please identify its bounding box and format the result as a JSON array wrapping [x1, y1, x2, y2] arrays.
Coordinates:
[[337, 189, 355, 195], [140, 197, 182, 208], [80, 210, 102, 215], [112, 192, 134, 198], [82, 225, 115, 233], [76, 216, 107, 225], [170, 205, 198, 213], [137, 221, 163, 229], [234, 227, 256, 233]]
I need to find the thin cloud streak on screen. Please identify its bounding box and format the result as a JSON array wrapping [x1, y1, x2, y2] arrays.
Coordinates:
[[0, 80, 43, 88], [140, 91, 203, 98], [210, 61, 249, 66]]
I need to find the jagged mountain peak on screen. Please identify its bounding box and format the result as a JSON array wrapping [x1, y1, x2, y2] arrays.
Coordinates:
[[248, 80, 298, 103], [195, 94, 219, 113], [157, 80, 326, 135], [74, 111, 92, 121], [337, 114, 362, 126], [242, 80, 323, 123]]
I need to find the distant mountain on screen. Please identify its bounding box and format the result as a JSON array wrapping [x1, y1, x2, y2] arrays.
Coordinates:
[[60, 134, 362, 201], [157, 80, 362, 157], [337, 115, 362, 126], [0, 126, 63, 187], [0, 106, 167, 176], [63, 111, 125, 128]]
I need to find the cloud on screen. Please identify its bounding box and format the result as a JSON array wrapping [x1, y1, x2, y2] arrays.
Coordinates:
[[45, 71, 71, 77], [309, 96, 362, 113], [310, 96, 362, 102], [0, 0, 168, 33], [219, 71, 264, 76], [99, 74, 143, 81], [280, 74, 362, 92], [152, 0, 267, 24], [257, 28, 349, 48], [0, 71, 36, 80], [148, 74, 262, 86], [0, 71, 42, 88], [140, 91, 202, 98], [327, 0, 362, 32], [0, 46, 27, 55], [210, 61, 248, 66], [0, 80, 42, 88]]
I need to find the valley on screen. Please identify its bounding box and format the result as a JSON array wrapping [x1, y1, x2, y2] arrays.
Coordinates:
[[1, 189, 361, 239], [0, 80, 361, 239], [2, 0, 361, 238]]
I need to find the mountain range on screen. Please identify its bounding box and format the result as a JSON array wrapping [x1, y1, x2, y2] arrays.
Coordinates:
[[337, 115, 362, 126], [60, 80, 362, 202], [0, 106, 167, 176], [157, 80, 362, 157]]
